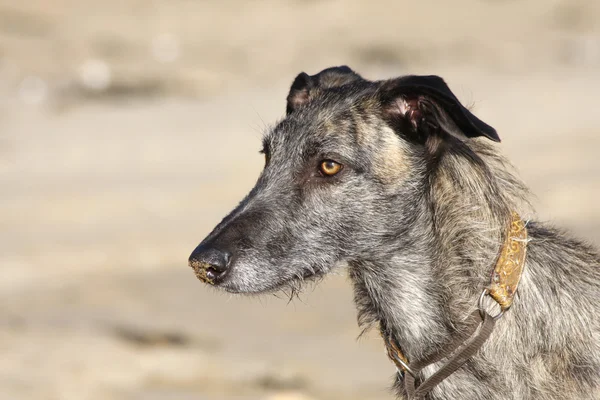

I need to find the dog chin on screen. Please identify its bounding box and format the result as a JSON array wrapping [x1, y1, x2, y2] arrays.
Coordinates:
[[217, 268, 325, 295]]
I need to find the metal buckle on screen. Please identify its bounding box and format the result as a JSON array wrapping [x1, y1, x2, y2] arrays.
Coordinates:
[[478, 289, 505, 320], [391, 352, 416, 378]]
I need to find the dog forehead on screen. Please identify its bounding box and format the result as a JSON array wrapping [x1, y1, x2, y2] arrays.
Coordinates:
[[266, 83, 392, 158], [290, 91, 380, 137]]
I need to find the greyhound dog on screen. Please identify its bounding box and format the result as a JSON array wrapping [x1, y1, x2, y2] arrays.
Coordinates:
[[188, 66, 600, 399]]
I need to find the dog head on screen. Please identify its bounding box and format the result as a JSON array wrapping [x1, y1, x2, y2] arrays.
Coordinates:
[[189, 66, 498, 293]]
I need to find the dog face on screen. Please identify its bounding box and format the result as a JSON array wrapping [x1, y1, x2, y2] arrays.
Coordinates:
[[189, 66, 498, 294]]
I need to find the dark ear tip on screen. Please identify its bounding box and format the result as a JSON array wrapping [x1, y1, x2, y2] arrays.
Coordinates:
[[488, 131, 501, 142], [460, 105, 500, 142], [334, 65, 354, 73], [478, 124, 500, 142], [472, 126, 500, 142], [477, 124, 501, 142], [287, 72, 313, 114], [317, 65, 355, 74], [290, 72, 312, 92]]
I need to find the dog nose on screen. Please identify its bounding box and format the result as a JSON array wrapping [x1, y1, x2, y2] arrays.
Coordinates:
[[188, 245, 232, 284]]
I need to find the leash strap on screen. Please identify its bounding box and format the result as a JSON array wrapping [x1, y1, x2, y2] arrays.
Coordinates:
[[408, 310, 483, 367], [403, 311, 496, 399]]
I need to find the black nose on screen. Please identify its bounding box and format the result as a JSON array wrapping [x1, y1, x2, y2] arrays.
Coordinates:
[[188, 245, 232, 284]]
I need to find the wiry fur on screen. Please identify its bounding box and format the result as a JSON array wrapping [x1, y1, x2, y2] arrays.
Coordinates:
[[189, 67, 600, 399]]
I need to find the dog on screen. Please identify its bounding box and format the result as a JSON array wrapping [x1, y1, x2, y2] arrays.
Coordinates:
[[188, 66, 600, 399]]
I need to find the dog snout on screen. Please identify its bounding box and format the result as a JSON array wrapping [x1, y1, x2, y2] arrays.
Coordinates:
[[188, 245, 232, 285]]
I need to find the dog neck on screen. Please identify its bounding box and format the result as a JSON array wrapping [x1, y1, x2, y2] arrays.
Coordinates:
[[348, 216, 464, 363], [349, 142, 526, 364]]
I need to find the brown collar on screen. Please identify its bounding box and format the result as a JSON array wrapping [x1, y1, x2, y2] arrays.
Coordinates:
[[381, 212, 528, 397], [488, 212, 528, 310]]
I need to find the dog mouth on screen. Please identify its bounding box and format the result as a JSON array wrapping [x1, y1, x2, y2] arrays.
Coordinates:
[[260, 267, 326, 295], [212, 264, 326, 295]]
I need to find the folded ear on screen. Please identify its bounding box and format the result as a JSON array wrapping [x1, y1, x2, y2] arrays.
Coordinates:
[[286, 66, 363, 114], [379, 75, 500, 144]]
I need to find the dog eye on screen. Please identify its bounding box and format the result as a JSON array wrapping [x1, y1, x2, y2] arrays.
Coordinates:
[[319, 160, 342, 176], [260, 148, 270, 166]]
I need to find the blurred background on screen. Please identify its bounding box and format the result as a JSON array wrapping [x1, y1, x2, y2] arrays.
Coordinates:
[[1, 1, 599, 399]]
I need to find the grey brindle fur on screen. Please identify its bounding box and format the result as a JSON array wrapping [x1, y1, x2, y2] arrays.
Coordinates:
[[189, 67, 600, 399]]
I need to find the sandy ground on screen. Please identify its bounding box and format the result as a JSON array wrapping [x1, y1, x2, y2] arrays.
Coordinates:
[[1, 1, 599, 400]]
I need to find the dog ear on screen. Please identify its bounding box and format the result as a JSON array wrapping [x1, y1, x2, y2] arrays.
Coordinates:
[[286, 66, 363, 114], [379, 75, 500, 144], [287, 72, 314, 114]]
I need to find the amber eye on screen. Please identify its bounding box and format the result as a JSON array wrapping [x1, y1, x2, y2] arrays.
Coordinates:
[[319, 160, 342, 176]]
